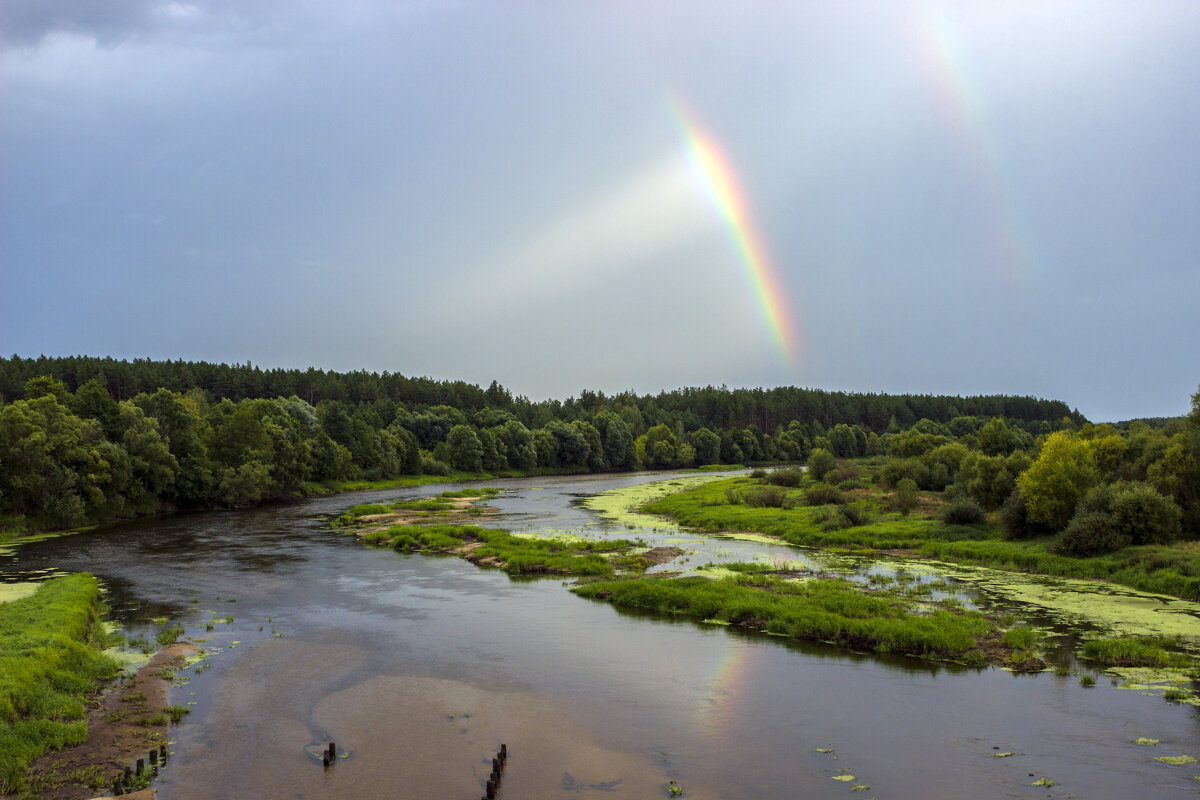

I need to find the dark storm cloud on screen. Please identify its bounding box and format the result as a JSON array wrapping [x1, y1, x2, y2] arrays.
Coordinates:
[[1, 0, 292, 49]]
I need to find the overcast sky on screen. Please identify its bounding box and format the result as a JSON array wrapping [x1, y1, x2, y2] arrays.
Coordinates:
[[2, 1, 1197, 421]]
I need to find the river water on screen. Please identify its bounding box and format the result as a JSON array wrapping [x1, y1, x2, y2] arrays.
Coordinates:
[[3, 472, 1198, 799]]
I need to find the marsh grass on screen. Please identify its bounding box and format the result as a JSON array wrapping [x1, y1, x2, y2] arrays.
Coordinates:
[[362, 524, 638, 577], [1080, 636, 1191, 668], [572, 574, 992, 664], [0, 575, 119, 793]]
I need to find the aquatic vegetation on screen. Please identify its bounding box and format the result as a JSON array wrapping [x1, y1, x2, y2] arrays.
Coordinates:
[[573, 573, 994, 664], [831, 774, 856, 781], [1031, 776, 1055, 786], [1079, 674, 1096, 687], [166, 705, 190, 723], [0, 575, 120, 792], [362, 523, 640, 577], [1133, 738, 1160, 746], [1080, 637, 1191, 668], [1153, 755, 1197, 765]]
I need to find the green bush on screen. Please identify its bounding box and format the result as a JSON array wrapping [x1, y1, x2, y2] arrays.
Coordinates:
[[816, 505, 873, 530], [807, 449, 836, 482], [892, 478, 919, 516], [1000, 488, 1044, 540], [419, 455, 450, 476], [1052, 512, 1131, 556], [742, 485, 794, 509], [764, 468, 804, 487], [942, 500, 986, 526], [1110, 483, 1181, 545], [804, 483, 844, 506]]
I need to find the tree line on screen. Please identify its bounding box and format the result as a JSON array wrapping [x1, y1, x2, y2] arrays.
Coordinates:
[[0, 355, 1093, 531], [0, 355, 1083, 433]]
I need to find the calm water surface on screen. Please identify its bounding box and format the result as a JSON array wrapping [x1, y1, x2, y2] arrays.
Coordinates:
[[3, 473, 1198, 799]]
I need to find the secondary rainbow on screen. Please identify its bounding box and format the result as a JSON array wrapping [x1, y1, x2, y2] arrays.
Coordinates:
[[671, 104, 800, 364], [912, 6, 1035, 286]]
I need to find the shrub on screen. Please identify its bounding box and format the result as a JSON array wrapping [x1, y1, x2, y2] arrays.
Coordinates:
[[1000, 488, 1044, 540], [749, 468, 767, 479], [826, 464, 860, 485], [742, 485, 794, 509], [880, 457, 930, 490], [1052, 512, 1131, 556], [804, 483, 844, 506], [807, 449, 836, 482], [941, 500, 986, 526], [420, 455, 450, 476], [1110, 482, 1181, 545], [764, 468, 804, 487], [892, 478, 919, 516]]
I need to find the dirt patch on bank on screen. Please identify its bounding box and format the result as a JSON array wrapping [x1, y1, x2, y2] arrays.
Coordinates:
[[638, 546, 685, 566], [9, 643, 198, 800]]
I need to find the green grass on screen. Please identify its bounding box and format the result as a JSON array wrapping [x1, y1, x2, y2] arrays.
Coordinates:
[[0, 575, 120, 793], [1001, 625, 1041, 651], [360, 524, 639, 577], [1080, 636, 1192, 668], [646, 477, 1200, 601], [572, 573, 993, 664]]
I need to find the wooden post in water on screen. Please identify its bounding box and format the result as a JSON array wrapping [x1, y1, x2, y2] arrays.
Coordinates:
[[160, 744, 168, 761], [136, 758, 144, 776], [322, 752, 330, 769], [149, 749, 158, 766], [486, 779, 496, 798], [123, 766, 131, 785], [493, 757, 502, 774], [328, 742, 336, 760], [500, 743, 508, 759], [112, 777, 124, 796]]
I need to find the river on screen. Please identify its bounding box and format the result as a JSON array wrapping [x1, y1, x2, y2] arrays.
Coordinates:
[[2, 472, 1197, 799]]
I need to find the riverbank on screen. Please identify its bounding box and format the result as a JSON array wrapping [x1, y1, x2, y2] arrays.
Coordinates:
[[0, 576, 119, 795], [14, 643, 197, 800]]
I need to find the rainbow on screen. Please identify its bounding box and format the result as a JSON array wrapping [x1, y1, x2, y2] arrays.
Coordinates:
[[912, 6, 1034, 286], [671, 104, 800, 364]]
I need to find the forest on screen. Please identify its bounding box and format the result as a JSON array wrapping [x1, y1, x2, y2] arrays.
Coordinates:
[[0, 354, 1181, 537]]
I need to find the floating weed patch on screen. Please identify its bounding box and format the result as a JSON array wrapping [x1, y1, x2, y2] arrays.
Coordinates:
[[1154, 755, 1197, 765], [1079, 674, 1096, 687], [993, 752, 1017, 758], [1134, 738, 1160, 746], [815, 748, 836, 754], [1031, 776, 1055, 786], [831, 774, 856, 782]]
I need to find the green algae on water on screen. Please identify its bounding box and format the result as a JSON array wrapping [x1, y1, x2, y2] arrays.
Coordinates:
[[0, 582, 39, 604], [1154, 755, 1197, 765], [581, 476, 731, 530]]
